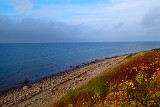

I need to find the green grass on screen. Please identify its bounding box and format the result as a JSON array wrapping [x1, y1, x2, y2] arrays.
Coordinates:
[[52, 73, 110, 107]]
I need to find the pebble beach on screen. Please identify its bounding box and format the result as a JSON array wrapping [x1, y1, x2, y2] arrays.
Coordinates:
[[0, 55, 128, 107]]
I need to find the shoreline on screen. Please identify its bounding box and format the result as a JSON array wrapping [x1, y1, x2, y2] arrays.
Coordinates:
[[0, 53, 131, 95], [0, 54, 129, 107]]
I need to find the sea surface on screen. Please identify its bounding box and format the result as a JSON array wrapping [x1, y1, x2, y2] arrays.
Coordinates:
[[0, 42, 160, 93]]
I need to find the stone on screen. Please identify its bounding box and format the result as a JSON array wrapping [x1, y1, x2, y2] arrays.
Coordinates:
[[22, 86, 28, 90]]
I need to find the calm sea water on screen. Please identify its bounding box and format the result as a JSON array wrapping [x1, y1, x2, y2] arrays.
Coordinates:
[[0, 42, 160, 93]]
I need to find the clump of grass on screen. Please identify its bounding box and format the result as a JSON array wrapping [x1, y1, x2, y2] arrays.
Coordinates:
[[127, 53, 134, 58]]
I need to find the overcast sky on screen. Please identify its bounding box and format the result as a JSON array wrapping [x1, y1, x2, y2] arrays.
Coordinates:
[[0, 0, 160, 43]]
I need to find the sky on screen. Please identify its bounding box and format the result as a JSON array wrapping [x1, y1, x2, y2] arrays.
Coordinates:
[[0, 0, 160, 43]]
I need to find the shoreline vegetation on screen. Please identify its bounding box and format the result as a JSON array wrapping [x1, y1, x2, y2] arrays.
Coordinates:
[[50, 48, 160, 107], [0, 52, 128, 107]]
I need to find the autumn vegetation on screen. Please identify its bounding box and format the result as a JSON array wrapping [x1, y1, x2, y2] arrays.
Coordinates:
[[49, 48, 160, 107]]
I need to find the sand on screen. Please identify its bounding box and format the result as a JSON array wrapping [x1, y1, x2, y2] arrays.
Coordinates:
[[0, 55, 127, 107]]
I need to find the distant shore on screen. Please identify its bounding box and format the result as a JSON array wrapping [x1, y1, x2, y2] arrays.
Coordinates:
[[0, 54, 128, 107]]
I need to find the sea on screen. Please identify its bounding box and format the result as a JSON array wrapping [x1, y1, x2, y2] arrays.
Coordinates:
[[0, 42, 160, 94]]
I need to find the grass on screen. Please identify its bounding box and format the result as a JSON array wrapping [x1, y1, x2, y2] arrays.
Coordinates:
[[51, 72, 110, 107], [49, 48, 160, 107]]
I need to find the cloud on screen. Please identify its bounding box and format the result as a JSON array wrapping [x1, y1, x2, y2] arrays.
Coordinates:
[[114, 22, 124, 28], [107, 0, 151, 12], [140, 7, 160, 40], [7, 0, 34, 13], [29, 7, 61, 17], [141, 7, 160, 28], [0, 17, 84, 43], [59, 0, 153, 25], [4, 0, 60, 17], [3, 0, 157, 24], [1, 0, 160, 42]]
